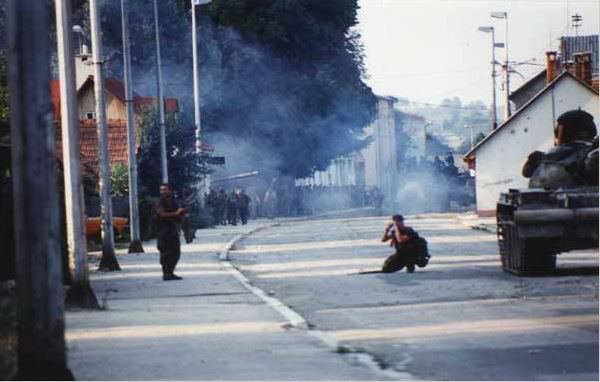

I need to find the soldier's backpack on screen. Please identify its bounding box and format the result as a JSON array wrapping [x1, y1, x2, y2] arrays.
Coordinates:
[[414, 237, 430, 268]]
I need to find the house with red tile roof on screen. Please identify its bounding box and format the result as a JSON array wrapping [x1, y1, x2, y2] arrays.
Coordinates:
[[50, 75, 180, 174]]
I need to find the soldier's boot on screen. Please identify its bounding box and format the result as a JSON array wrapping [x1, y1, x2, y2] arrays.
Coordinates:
[[406, 264, 415, 273]]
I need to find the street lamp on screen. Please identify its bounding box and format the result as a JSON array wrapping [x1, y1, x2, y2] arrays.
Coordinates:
[[478, 26, 498, 130], [491, 11, 510, 119], [72, 25, 83, 54], [191, 0, 212, 199], [192, 0, 211, 155], [152, 0, 168, 183]]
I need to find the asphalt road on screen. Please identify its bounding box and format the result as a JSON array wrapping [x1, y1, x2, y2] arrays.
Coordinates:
[[229, 214, 599, 380]]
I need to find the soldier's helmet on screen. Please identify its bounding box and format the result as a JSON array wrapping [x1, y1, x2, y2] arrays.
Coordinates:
[[556, 109, 597, 144]]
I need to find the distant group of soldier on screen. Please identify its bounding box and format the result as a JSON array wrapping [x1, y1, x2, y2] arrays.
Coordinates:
[[204, 188, 251, 226]]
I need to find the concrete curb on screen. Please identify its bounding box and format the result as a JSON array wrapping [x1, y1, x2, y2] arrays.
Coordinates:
[[217, 222, 309, 330], [217, 222, 280, 261], [216, 219, 416, 380]]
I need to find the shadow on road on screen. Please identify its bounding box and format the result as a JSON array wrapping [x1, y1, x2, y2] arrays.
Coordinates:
[[546, 266, 599, 277]]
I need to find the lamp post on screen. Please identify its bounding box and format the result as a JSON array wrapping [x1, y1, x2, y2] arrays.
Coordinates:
[[491, 11, 510, 119], [192, 0, 212, 198], [192, 0, 211, 154], [72, 24, 83, 54], [153, 0, 168, 183], [478, 26, 499, 130], [121, 0, 144, 253]]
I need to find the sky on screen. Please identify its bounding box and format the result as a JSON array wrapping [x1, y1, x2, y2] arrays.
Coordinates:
[[357, 0, 600, 107]]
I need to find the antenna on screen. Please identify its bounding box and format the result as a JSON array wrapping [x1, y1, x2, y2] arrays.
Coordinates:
[[571, 14, 582, 37]]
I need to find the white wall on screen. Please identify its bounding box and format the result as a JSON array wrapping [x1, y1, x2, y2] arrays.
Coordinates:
[[360, 97, 398, 200], [402, 115, 426, 161], [475, 76, 599, 211]]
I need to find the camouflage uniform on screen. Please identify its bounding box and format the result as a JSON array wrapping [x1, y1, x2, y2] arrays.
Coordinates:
[[523, 110, 598, 188], [156, 196, 182, 277]]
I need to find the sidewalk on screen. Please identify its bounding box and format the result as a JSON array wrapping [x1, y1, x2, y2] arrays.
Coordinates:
[[455, 212, 497, 234], [65, 220, 384, 381]]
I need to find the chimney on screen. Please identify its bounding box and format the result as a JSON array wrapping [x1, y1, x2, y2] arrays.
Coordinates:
[[546, 51, 558, 83], [580, 52, 592, 84], [573, 53, 583, 80], [564, 60, 575, 75], [75, 44, 94, 90]]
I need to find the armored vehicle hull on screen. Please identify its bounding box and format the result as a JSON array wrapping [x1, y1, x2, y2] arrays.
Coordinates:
[[496, 187, 599, 275]]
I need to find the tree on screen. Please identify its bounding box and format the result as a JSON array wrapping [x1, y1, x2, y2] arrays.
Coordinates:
[[202, 0, 376, 177], [67, 0, 376, 180], [138, 110, 210, 199], [111, 164, 129, 196]]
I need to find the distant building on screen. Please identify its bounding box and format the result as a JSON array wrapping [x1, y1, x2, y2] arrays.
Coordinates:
[[359, 95, 398, 199], [296, 95, 400, 203], [397, 112, 427, 162], [464, 51, 599, 216], [560, 35, 598, 77], [50, 50, 180, 173]]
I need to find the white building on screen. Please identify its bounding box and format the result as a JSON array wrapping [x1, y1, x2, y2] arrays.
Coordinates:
[[400, 113, 427, 162], [296, 95, 400, 203], [360, 95, 398, 200], [464, 67, 599, 215]]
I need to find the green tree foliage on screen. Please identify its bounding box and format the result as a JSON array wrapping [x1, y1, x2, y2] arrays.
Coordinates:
[[110, 164, 129, 196], [137, 110, 210, 198], [66, 0, 375, 179], [202, 0, 376, 177]]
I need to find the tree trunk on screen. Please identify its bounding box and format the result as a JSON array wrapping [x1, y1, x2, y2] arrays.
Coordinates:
[[55, 0, 100, 309], [90, 0, 120, 271], [7, 0, 74, 378]]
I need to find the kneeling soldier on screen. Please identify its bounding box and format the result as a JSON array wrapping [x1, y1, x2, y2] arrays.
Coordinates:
[[381, 214, 429, 273]]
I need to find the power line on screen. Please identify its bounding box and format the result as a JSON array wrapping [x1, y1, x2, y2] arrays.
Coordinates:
[[368, 66, 488, 81], [396, 99, 490, 111], [413, 74, 489, 101]]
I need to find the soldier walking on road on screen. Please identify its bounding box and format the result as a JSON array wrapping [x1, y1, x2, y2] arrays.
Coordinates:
[[156, 183, 186, 281], [227, 190, 238, 225], [381, 214, 429, 273], [237, 189, 251, 225], [218, 188, 227, 225]]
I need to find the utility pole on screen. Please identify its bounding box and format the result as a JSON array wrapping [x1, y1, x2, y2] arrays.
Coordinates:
[[55, 0, 99, 308], [504, 15, 510, 119], [192, 0, 212, 201], [153, 0, 168, 183], [491, 11, 510, 120], [478, 25, 498, 130], [572, 14, 582, 37], [121, 0, 144, 254], [90, 0, 120, 271], [192, 0, 202, 155], [7, 0, 73, 378]]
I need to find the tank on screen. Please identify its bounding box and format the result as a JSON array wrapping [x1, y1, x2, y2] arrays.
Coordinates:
[[496, 186, 598, 275]]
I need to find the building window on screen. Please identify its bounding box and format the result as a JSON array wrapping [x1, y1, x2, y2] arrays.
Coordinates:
[[86, 112, 95, 120]]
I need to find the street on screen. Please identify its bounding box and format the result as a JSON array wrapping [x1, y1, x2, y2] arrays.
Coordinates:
[[229, 214, 599, 380]]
